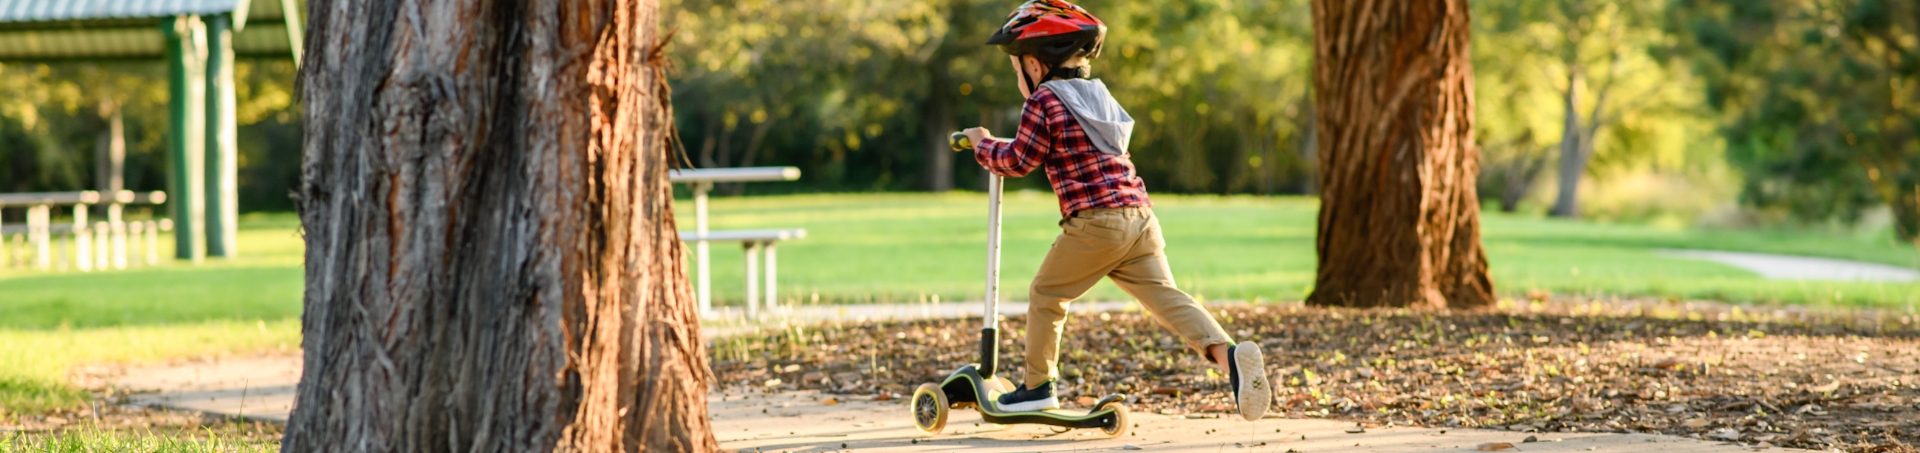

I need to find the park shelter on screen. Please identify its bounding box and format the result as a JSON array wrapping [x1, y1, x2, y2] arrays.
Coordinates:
[[0, 0, 304, 261]]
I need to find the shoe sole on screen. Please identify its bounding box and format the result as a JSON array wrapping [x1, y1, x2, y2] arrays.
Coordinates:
[[996, 397, 1061, 413], [1233, 341, 1270, 421]]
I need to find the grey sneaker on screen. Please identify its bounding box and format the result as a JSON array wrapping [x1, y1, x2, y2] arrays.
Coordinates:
[[995, 380, 1061, 412], [1227, 341, 1271, 421]]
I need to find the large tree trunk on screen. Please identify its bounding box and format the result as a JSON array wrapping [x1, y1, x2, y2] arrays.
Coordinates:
[[285, 0, 717, 451], [1307, 0, 1494, 309]]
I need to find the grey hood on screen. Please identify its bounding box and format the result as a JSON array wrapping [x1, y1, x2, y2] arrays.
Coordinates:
[[1040, 78, 1133, 156]]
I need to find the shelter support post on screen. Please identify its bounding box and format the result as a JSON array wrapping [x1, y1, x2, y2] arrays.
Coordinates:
[[164, 15, 208, 262], [205, 14, 239, 258]]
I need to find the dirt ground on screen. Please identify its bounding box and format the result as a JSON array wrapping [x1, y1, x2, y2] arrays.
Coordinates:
[[710, 297, 1920, 452]]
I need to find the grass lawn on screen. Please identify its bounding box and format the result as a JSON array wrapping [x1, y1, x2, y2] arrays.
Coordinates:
[[682, 192, 1920, 308], [0, 192, 1916, 416]]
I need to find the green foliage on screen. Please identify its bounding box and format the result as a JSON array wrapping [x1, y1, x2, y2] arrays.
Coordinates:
[[1670, 0, 1920, 239], [1471, 0, 1729, 217], [0, 61, 300, 213], [665, 0, 1316, 194]]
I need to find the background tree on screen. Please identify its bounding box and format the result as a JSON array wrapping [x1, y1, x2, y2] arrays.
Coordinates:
[[283, 0, 716, 450], [1473, 0, 1707, 217], [1672, 0, 1920, 245], [1308, 0, 1495, 308], [666, 0, 1317, 195]]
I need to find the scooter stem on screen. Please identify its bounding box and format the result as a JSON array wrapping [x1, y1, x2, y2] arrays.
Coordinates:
[[979, 173, 1004, 378]]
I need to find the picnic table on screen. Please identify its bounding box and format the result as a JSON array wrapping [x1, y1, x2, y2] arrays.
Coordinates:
[[0, 190, 170, 271], [670, 167, 804, 317]]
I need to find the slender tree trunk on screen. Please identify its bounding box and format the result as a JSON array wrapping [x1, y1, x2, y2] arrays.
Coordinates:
[[920, 52, 956, 192], [95, 99, 125, 194], [286, 0, 717, 451], [1551, 71, 1585, 217], [1307, 0, 1494, 309]]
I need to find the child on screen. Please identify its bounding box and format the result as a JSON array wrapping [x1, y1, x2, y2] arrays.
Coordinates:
[[961, 0, 1271, 421]]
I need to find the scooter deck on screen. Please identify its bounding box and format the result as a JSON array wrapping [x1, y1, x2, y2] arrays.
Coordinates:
[[939, 365, 1127, 429]]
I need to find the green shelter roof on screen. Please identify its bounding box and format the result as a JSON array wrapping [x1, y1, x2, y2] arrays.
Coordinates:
[[0, 0, 302, 61]]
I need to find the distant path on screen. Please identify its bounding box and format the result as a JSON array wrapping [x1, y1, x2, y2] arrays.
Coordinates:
[[1660, 249, 1920, 282]]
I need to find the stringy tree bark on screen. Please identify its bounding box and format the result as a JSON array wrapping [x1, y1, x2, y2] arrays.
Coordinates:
[[1306, 0, 1495, 309], [284, 0, 717, 451]]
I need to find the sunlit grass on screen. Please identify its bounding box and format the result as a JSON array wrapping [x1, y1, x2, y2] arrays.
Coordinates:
[[0, 320, 300, 416], [680, 192, 1920, 308], [0, 423, 280, 452]]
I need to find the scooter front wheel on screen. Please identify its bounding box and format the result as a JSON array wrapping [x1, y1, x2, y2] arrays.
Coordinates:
[[911, 383, 950, 435], [1096, 401, 1130, 438]]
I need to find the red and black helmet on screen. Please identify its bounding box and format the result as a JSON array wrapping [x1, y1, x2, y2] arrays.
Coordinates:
[[985, 0, 1106, 64]]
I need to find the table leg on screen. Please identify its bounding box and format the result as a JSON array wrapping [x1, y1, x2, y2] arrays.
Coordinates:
[[744, 241, 760, 317], [73, 206, 92, 272], [764, 241, 778, 313], [695, 181, 712, 317]]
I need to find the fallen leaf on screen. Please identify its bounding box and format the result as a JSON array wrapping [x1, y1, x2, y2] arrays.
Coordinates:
[[1707, 428, 1742, 441], [1523, 435, 1538, 443], [1122, 444, 1144, 450], [762, 378, 783, 387], [1076, 396, 1096, 406], [873, 393, 894, 402], [1682, 419, 1711, 429], [1345, 426, 1365, 434], [1653, 358, 1686, 370], [1151, 387, 1187, 396], [1475, 442, 1514, 451], [822, 397, 839, 405]]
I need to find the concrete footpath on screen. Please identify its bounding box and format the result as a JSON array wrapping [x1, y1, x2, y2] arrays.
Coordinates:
[[712, 389, 1764, 453], [109, 365, 1784, 452], [111, 356, 1772, 452]]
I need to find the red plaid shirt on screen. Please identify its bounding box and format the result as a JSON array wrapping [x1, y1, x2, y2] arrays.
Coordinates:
[[974, 86, 1152, 218]]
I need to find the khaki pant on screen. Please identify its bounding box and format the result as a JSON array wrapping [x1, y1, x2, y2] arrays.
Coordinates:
[[1022, 207, 1233, 388]]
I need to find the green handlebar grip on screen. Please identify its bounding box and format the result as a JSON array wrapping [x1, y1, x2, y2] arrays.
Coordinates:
[[949, 131, 973, 152]]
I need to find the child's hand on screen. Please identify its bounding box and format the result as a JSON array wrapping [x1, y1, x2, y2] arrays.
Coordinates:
[[963, 127, 993, 147]]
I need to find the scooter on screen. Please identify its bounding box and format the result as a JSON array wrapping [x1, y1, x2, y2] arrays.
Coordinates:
[[905, 132, 1129, 438]]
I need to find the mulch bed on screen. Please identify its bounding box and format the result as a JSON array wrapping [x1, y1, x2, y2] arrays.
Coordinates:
[[709, 298, 1920, 452]]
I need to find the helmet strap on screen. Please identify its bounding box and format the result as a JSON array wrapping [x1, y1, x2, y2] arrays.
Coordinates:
[[1010, 56, 1034, 98], [1045, 65, 1090, 82]]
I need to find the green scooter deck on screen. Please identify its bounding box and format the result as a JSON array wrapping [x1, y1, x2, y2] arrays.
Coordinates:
[[939, 365, 1127, 429]]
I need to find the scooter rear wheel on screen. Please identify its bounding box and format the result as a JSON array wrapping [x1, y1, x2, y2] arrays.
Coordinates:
[[1096, 401, 1130, 438], [911, 383, 949, 435]]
